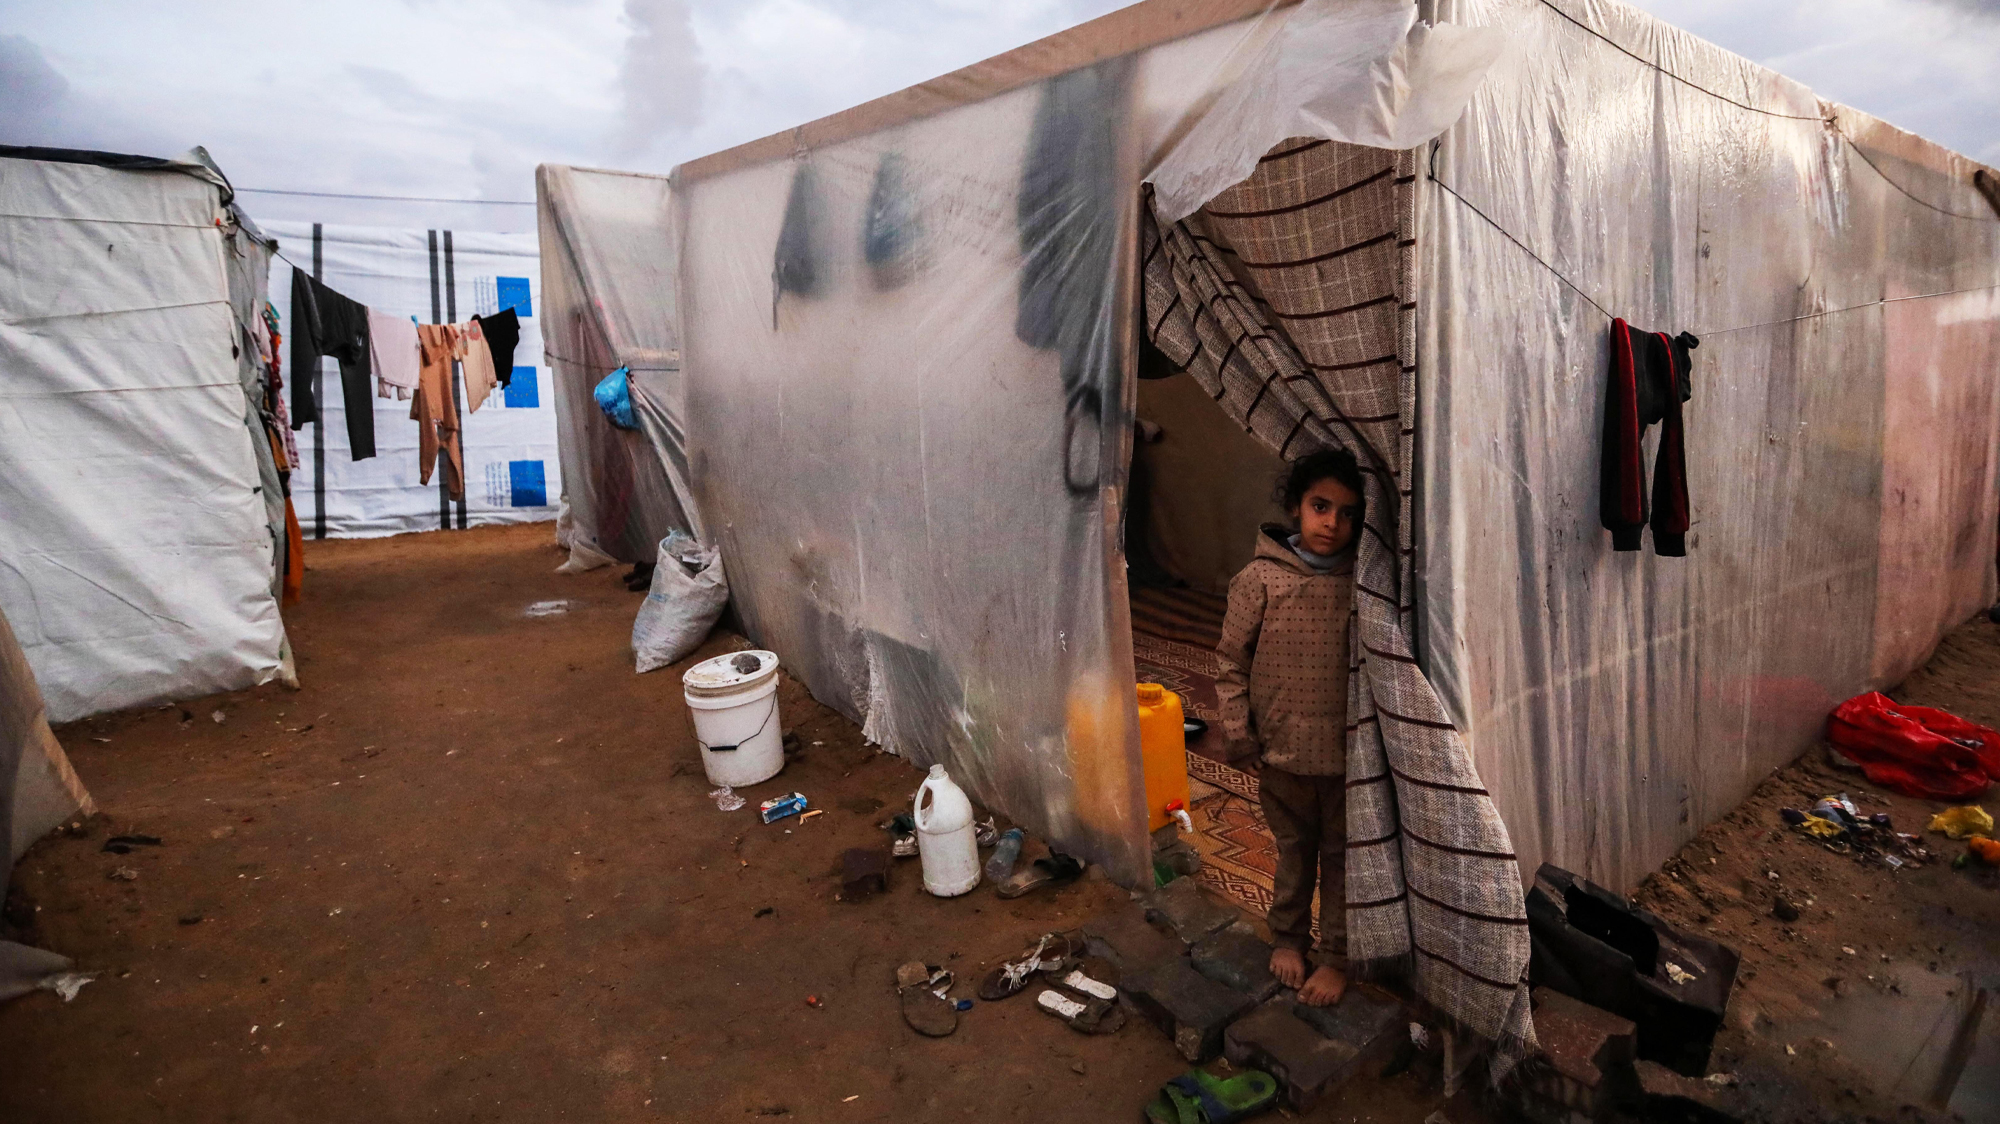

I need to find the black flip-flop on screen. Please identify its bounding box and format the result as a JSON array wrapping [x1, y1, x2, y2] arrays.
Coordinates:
[[996, 853, 1084, 900]]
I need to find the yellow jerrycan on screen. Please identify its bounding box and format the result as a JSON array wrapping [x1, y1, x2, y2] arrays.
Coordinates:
[[1135, 683, 1191, 834]]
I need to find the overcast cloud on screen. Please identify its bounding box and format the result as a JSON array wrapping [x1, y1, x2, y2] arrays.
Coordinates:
[[1, 0, 1994, 234]]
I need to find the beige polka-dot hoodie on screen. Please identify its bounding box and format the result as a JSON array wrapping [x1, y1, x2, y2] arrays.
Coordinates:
[[1214, 523, 1354, 777]]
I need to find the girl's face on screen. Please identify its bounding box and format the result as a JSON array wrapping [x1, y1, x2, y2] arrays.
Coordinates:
[[1291, 477, 1362, 557]]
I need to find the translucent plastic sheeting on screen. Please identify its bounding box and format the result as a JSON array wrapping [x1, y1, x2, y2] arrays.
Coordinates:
[[265, 221, 561, 538], [0, 157, 288, 722], [1416, 0, 2000, 892], [1148, 0, 1505, 222], [536, 166, 697, 565]]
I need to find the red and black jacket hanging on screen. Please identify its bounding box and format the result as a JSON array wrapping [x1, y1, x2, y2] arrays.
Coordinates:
[[1600, 320, 1698, 556]]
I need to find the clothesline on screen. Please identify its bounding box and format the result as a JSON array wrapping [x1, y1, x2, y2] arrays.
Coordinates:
[[1534, 0, 1993, 222], [282, 270, 525, 503]]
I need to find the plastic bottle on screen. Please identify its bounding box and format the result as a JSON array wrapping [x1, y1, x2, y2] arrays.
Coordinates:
[[915, 764, 980, 897], [985, 827, 1025, 882]]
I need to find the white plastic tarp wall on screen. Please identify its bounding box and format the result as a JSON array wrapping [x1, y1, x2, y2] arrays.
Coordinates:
[[0, 157, 288, 722], [1416, 0, 2000, 891], [264, 221, 561, 538]]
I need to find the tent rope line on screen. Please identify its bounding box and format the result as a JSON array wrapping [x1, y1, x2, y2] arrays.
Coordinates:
[[1433, 173, 2000, 341], [1535, 0, 1994, 222], [238, 187, 536, 206]]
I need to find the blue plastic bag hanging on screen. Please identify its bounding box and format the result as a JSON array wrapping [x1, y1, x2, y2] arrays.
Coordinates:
[[593, 365, 637, 429]]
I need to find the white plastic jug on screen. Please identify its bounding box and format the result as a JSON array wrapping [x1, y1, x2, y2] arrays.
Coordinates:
[[915, 764, 980, 897]]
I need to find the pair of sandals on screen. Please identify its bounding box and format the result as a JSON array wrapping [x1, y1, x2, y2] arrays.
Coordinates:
[[1143, 1069, 1280, 1124], [976, 933, 1125, 1034]]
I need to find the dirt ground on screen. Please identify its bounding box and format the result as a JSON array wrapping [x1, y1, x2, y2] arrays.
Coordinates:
[[1631, 617, 2000, 1122], [0, 523, 1468, 1123]]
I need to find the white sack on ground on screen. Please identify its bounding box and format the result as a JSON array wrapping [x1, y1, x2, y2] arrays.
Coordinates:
[[1148, 0, 1506, 223], [632, 531, 729, 673]]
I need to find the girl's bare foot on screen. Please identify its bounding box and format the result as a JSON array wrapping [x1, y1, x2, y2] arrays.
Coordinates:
[[1297, 963, 1348, 1007], [1269, 947, 1307, 989]]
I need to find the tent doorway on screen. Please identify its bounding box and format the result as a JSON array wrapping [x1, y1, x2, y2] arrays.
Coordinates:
[[1125, 338, 1288, 916]]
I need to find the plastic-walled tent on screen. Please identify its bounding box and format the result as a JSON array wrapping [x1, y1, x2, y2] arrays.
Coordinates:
[[0, 147, 294, 722], [540, 0, 2000, 1052]]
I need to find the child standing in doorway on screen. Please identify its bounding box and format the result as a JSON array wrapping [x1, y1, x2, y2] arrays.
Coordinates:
[[1214, 448, 1364, 1007]]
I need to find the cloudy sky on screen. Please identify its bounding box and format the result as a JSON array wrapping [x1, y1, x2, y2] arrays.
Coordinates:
[[3, 0, 1995, 233]]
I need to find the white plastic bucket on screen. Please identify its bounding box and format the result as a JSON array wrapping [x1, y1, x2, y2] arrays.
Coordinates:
[[915, 764, 980, 897], [682, 650, 784, 789]]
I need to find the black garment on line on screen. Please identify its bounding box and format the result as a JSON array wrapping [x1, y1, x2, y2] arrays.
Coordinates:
[[288, 272, 376, 460], [473, 308, 521, 388]]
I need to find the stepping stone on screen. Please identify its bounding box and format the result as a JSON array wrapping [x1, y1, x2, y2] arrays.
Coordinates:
[[1079, 905, 1183, 976], [1224, 999, 1356, 1111], [1190, 921, 1280, 1002], [1140, 877, 1239, 946], [1508, 988, 1638, 1120], [1124, 956, 1261, 1062], [1225, 987, 1403, 1111]]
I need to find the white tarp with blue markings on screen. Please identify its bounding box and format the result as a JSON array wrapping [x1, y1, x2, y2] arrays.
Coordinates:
[[263, 220, 562, 538]]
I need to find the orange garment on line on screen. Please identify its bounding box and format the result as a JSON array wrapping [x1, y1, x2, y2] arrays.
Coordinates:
[[414, 323, 465, 500]]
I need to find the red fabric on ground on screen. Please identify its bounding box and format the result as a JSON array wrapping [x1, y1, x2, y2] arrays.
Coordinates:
[[1826, 691, 1999, 800]]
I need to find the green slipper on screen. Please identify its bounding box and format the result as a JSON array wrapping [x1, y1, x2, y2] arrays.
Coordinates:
[[1142, 1068, 1279, 1124]]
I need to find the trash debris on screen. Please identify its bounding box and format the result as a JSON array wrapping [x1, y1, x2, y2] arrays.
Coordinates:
[[107, 867, 138, 882], [974, 817, 1000, 848], [1969, 837, 2000, 866], [730, 652, 761, 675], [709, 786, 745, 812], [1663, 962, 1695, 986], [1928, 805, 1994, 839], [1409, 1022, 1432, 1050], [891, 835, 917, 859], [798, 809, 824, 823], [1783, 797, 1932, 866], [211, 709, 226, 724], [954, 998, 973, 1011], [1705, 1072, 1738, 1087], [522, 600, 572, 618], [40, 971, 97, 1002], [804, 995, 823, 1009], [760, 792, 808, 824], [102, 834, 162, 854]]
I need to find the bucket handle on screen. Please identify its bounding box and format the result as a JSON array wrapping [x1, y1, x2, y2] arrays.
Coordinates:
[[696, 696, 778, 754]]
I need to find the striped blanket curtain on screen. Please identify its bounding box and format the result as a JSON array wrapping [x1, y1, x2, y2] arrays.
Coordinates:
[[1141, 138, 1535, 1075]]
